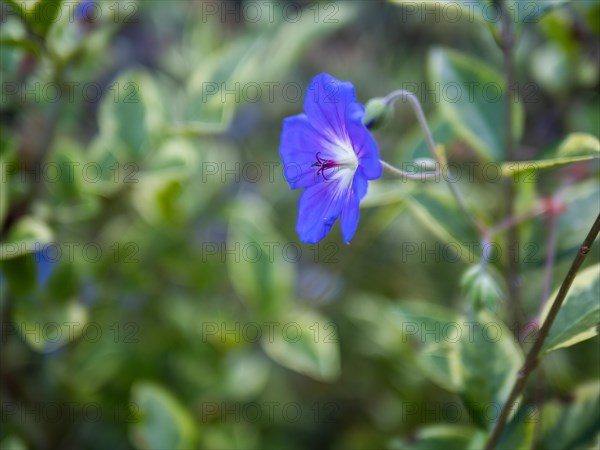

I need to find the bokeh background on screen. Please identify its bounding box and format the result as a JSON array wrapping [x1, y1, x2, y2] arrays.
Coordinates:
[[1, 1, 599, 449]]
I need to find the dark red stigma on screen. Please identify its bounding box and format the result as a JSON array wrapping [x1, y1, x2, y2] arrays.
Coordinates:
[[312, 152, 337, 180]]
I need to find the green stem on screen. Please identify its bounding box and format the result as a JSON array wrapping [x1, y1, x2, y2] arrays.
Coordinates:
[[380, 160, 441, 180], [383, 89, 484, 234], [484, 212, 600, 450], [500, 0, 523, 333]]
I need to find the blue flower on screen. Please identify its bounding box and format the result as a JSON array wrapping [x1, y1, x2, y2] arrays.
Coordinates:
[[34, 249, 56, 288], [279, 73, 382, 244], [75, 0, 95, 23]]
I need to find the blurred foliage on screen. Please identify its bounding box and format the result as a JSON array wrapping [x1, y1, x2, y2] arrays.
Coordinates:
[[1, 1, 599, 449]]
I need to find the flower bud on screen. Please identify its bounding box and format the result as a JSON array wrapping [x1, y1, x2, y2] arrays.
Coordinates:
[[412, 158, 438, 172], [461, 264, 505, 311], [363, 97, 394, 130]]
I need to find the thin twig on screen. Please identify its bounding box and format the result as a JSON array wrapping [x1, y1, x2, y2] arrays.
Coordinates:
[[484, 212, 600, 450], [486, 203, 547, 236]]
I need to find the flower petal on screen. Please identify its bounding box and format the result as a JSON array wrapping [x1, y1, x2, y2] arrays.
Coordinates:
[[346, 103, 383, 180], [303, 73, 357, 143], [296, 178, 348, 244], [279, 114, 348, 189], [340, 169, 369, 244]]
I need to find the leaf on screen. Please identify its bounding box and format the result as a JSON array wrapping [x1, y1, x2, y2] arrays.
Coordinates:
[[538, 382, 600, 450], [47, 1, 85, 59], [0, 435, 27, 450], [346, 295, 462, 392], [0, 253, 36, 296], [540, 264, 600, 353], [458, 310, 524, 430], [227, 195, 295, 317], [27, 0, 62, 37], [389, 1, 571, 26], [428, 47, 524, 161], [496, 405, 535, 450], [129, 382, 197, 450], [557, 133, 600, 157], [388, 424, 485, 450], [182, 3, 355, 130], [344, 293, 415, 356], [402, 113, 455, 160], [2, 0, 26, 18], [0, 37, 41, 55], [362, 180, 414, 208], [502, 132, 600, 176], [12, 298, 88, 353], [501, 155, 599, 176], [0, 216, 54, 260], [131, 138, 198, 224], [461, 263, 506, 311], [554, 181, 600, 257], [98, 69, 164, 160], [260, 306, 340, 382], [405, 189, 480, 262]]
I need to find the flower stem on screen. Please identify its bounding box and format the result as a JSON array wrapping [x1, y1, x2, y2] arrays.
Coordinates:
[[383, 89, 484, 234], [500, 0, 523, 333], [484, 212, 600, 450], [380, 160, 440, 180]]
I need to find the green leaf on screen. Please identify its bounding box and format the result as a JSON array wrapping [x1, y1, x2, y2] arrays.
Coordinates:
[[461, 263, 506, 311], [362, 180, 415, 208], [2, 0, 26, 18], [502, 132, 599, 176], [557, 133, 600, 157], [0, 216, 54, 260], [0, 37, 41, 55], [260, 306, 340, 382], [389, 424, 485, 450], [12, 298, 88, 353], [57, 335, 126, 395], [200, 424, 259, 450], [0, 253, 36, 296], [227, 196, 295, 317], [502, 155, 599, 176], [131, 138, 198, 224], [402, 113, 455, 160], [541, 264, 600, 353], [405, 189, 480, 262], [129, 382, 197, 450], [0, 435, 27, 450], [417, 340, 462, 393], [389, 1, 570, 27], [346, 295, 462, 392], [553, 181, 600, 258], [458, 310, 524, 430], [183, 4, 355, 130], [496, 405, 535, 450], [46, 1, 84, 60], [539, 382, 600, 450], [27, 0, 62, 37], [98, 69, 164, 160], [428, 47, 524, 161]]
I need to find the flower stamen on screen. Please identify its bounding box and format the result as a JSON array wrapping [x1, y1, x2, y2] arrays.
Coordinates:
[[312, 152, 338, 180]]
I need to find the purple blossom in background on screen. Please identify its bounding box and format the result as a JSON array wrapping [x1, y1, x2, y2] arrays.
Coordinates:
[[279, 73, 382, 244], [34, 249, 56, 288], [75, 0, 95, 23]]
